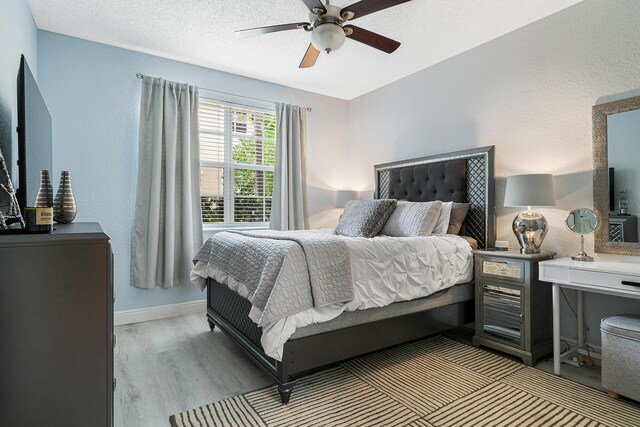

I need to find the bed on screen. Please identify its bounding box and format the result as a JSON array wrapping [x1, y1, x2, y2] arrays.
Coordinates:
[[199, 146, 495, 403]]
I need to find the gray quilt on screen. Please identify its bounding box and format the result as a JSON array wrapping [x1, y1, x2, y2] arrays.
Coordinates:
[[193, 230, 354, 326]]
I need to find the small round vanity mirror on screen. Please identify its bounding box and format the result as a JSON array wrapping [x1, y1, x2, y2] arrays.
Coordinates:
[[565, 208, 599, 262]]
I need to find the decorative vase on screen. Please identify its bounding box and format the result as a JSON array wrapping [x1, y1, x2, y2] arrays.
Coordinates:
[[53, 171, 77, 223], [35, 170, 53, 207]]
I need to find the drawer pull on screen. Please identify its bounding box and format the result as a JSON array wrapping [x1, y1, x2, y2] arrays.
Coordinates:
[[621, 280, 640, 288]]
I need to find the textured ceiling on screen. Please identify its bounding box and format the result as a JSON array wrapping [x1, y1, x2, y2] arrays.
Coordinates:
[[28, 0, 582, 100]]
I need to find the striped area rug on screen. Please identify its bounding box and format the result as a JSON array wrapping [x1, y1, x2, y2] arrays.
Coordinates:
[[169, 335, 640, 427]]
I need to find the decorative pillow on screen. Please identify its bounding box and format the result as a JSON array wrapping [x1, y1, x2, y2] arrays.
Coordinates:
[[382, 200, 442, 237], [432, 201, 453, 234], [335, 199, 398, 238], [447, 202, 471, 235]]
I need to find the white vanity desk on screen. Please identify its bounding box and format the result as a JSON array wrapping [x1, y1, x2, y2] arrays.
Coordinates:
[[539, 255, 640, 375]]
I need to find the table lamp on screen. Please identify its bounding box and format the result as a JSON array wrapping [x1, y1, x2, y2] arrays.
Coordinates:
[[504, 174, 556, 254], [335, 190, 360, 208]]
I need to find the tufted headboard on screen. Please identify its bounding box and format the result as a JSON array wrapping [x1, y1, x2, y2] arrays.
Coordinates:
[[374, 146, 495, 248]]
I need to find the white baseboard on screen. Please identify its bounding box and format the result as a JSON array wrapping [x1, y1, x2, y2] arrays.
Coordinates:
[[114, 299, 207, 326]]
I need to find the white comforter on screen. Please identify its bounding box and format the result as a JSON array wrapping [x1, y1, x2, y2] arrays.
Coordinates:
[[191, 231, 474, 361]]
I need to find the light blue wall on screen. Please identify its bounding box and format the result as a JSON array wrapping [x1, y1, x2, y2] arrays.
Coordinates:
[[0, 0, 38, 184], [37, 31, 349, 311]]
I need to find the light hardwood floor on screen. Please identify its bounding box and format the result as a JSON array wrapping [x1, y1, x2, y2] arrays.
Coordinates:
[[114, 314, 271, 427], [115, 316, 607, 426]]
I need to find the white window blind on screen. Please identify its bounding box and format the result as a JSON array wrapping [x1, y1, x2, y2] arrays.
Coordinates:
[[199, 97, 276, 226]]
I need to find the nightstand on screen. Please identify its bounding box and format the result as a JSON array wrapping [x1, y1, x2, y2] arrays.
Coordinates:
[[472, 249, 556, 366]]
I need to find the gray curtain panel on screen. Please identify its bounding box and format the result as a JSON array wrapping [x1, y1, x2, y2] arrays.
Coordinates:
[[131, 76, 203, 289], [270, 102, 309, 231]]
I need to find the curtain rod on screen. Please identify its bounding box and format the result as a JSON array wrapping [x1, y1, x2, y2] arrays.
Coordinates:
[[136, 73, 312, 111]]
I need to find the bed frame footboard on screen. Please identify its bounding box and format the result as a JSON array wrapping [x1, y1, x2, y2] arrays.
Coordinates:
[[206, 278, 473, 404]]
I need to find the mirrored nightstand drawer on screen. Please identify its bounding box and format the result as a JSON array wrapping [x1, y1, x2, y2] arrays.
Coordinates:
[[481, 283, 523, 345], [481, 259, 524, 282]]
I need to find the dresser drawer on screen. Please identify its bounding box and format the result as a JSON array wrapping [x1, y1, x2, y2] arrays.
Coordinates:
[[480, 258, 525, 282], [571, 269, 640, 292]]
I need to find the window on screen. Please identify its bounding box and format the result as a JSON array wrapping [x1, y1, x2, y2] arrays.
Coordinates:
[[199, 97, 276, 227]]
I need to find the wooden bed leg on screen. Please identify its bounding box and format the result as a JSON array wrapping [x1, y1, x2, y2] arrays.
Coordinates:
[[278, 384, 293, 404], [608, 391, 619, 399], [207, 319, 216, 331]]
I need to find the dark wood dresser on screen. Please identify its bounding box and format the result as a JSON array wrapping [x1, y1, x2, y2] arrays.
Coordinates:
[[0, 223, 114, 427]]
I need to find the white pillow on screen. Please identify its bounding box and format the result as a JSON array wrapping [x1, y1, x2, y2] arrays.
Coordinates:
[[432, 201, 453, 234], [381, 200, 442, 237]]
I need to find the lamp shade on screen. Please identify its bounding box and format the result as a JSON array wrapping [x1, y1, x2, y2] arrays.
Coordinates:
[[336, 190, 359, 208], [359, 190, 374, 201], [504, 174, 556, 207]]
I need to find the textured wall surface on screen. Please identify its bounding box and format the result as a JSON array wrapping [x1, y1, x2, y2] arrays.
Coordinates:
[[38, 32, 349, 311], [0, 0, 38, 184], [347, 0, 640, 345]]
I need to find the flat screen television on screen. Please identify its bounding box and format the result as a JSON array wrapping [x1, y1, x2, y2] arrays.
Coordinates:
[[16, 54, 52, 213]]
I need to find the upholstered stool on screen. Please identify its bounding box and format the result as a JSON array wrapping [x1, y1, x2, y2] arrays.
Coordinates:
[[601, 314, 640, 401]]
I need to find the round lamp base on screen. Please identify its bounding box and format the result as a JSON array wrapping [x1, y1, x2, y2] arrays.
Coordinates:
[[521, 247, 541, 254], [572, 255, 594, 262], [512, 210, 548, 255]]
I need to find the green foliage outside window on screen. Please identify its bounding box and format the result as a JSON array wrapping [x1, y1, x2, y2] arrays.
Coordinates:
[[201, 112, 275, 223]]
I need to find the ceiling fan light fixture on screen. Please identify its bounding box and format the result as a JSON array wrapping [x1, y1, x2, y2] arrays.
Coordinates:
[[236, 0, 409, 68], [311, 23, 345, 53]]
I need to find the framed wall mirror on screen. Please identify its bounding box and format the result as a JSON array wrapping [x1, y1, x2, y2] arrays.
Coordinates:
[[593, 95, 640, 255]]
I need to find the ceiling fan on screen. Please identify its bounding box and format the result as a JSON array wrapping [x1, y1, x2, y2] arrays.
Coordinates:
[[236, 0, 412, 68]]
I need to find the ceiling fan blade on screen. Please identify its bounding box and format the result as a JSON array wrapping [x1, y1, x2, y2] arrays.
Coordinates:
[[342, 0, 411, 20], [345, 25, 400, 53], [236, 22, 309, 37], [299, 44, 320, 68], [301, 0, 326, 14]]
